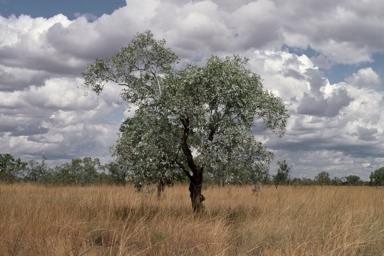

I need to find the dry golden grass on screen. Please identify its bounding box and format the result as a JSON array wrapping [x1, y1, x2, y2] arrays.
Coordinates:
[[1, 184, 384, 255]]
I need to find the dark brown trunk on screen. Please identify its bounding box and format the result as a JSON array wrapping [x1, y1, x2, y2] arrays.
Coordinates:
[[179, 116, 205, 212], [189, 170, 205, 213], [157, 177, 165, 199]]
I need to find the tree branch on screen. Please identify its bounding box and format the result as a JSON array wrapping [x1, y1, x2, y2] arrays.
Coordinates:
[[174, 161, 192, 180], [180, 116, 199, 175]]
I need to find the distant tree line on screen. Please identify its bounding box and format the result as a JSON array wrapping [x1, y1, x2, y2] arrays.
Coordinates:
[[0, 153, 383, 187], [0, 153, 109, 185]]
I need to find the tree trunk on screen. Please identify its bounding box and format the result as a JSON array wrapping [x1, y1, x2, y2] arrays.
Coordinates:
[[157, 177, 165, 199], [218, 176, 225, 187], [188, 171, 205, 213], [179, 116, 205, 213]]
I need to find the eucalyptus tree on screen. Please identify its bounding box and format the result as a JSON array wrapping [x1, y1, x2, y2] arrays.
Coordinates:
[[345, 175, 362, 186], [314, 171, 331, 186], [102, 161, 129, 186], [24, 156, 48, 183], [83, 31, 289, 212], [370, 167, 384, 186], [0, 153, 27, 183], [53, 157, 100, 186], [273, 160, 291, 188]]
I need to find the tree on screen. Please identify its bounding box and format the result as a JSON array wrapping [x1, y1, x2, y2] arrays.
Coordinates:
[[331, 176, 343, 186], [0, 153, 27, 183], [273, 160, 291, 188], [24, 156, 49, 183], [370, 167, 384, 186], [53, 157, 101, 185], [345, 175, 362, 186], [102, 161, 129, 186], [314, 171, 331, 186], [82, 31, 289, 212]]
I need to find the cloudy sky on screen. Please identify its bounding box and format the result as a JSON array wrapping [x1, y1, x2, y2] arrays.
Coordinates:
[[1, 0, 383, 180]]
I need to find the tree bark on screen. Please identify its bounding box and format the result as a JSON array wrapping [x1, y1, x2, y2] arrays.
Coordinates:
[[189, 170, 205, 213], [180, 116, 205, 213], [157, 177, 165, 199]]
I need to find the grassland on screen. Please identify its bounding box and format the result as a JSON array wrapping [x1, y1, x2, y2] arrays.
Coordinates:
[[1, 184, 384, 255]]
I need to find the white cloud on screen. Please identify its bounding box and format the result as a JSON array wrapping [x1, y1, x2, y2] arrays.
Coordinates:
[[1, 0, 384, 178], [231, 0, 280, 49], [0, 76, 122, 163], [74, 12, 97, 22], [345, 68, 381, 89], [249, 49, 384, 179]]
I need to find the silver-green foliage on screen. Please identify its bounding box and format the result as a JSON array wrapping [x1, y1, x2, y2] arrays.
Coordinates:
[[370, 167, 384, 186], [83, 31, 289, 195]]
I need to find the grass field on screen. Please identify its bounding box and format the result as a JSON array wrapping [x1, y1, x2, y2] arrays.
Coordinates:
[[1, 184, 384, 255]]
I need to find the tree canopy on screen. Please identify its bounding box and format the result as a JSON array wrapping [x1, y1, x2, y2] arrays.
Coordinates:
[[314, 171, 332, 186], [82, 31, 289, 212], [370, 167, 384, 186], [0, 153, 27, 183]]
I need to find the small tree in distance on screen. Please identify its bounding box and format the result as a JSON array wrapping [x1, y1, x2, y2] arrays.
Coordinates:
[[345, 175, 362, 186], [53, 157, 100, 186], [82, 31, 289, 212], [273, 160, 291, 188], [24, 156, 48, 183], [314, 171, 331, 186], [331, 176, 343, 186]]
